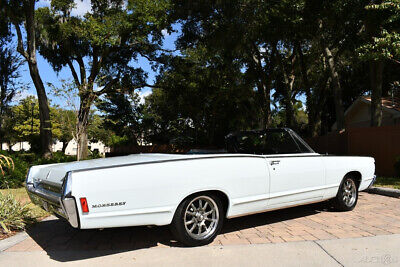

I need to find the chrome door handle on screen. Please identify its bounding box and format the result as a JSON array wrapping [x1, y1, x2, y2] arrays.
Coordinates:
[[270, 160, 280, 165]]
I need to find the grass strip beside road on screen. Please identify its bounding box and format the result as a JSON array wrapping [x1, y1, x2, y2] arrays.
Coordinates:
[[374, 177, 400, 190], [0, 187, 49, 218]]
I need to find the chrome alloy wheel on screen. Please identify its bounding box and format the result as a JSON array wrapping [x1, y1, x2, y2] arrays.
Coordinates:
[[342, 179, 357, 207], [184, 196, 219, 240]]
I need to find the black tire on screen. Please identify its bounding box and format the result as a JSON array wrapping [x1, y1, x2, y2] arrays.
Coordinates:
[[170, 193, 224, 246], [332, 176, 358, 211]]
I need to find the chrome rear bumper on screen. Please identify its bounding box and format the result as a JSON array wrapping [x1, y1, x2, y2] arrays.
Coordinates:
[[367, 175, 377, 189], [26, 183, 79, 228]]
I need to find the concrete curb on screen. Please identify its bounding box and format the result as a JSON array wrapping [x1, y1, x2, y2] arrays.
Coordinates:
[[366, 186, 400, 198], [0, 231, 28, 252]]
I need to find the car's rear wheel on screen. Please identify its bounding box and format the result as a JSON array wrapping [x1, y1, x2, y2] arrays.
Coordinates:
[[170, 194, 224, 246], [333, 176, 358, 211]]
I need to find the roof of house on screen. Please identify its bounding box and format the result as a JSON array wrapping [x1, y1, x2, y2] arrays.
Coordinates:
[[332, 95, 400, 129], [362, 96, 400, 113]]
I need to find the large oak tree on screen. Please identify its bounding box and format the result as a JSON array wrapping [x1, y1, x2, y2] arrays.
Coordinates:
[[36, 0, 170, 159]]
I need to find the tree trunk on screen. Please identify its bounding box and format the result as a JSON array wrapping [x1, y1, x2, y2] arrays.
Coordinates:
[[323, 46, 345, 131], [252, 44, 275, 129], [277, 52, 296, 129], [309, 112, 322, 137], [0, 107, 3, 147], [283, 84, 295, 129], [76, 92, 93, 160], [76, 123, 88, 160], [296, 41, 317, 136], [263, 88, 271, 129], [365, 3, 384, 127], [263, 44, 278, 129], [27, 62, 52, 157], [255, 82, 271, 129], [0, 78, 5, 139], [369, 60, 384, 127], [14, 0, 53, 157], [61, 141, 68, 153]]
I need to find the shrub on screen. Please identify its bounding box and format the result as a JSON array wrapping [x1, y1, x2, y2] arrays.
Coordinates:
[[108, 135, 131, 147], [34, 151, 76, 165], [0, 151, 77, 189], [0, 192, 36, 233], [0, 151, 101, 189], [17, 153, 36, 163], [0, 154, 14, 176], [0, 153, 29, 189]]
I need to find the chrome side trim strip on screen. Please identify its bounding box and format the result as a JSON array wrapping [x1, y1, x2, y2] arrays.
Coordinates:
[[71, 154, 320, 173], [232, 184, 339, 206], [83, 206, 173, 219], [227, 198, 325, 219]]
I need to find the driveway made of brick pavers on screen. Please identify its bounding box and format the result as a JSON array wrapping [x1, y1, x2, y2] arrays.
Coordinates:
[[5, 192, 400, 259]]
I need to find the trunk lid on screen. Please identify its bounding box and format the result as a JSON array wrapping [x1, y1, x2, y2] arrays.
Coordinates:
[[32, 153, 190, 187]]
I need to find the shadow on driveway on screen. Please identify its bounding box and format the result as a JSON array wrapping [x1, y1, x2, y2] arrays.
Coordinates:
[[26, 201, 329, 262]]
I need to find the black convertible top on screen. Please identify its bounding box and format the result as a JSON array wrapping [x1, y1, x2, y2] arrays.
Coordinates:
[[225, 128, 314, 155]]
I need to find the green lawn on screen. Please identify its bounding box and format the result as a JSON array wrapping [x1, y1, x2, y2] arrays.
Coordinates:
[[374, 177, 400, 190], [0, 187, 49, 219]]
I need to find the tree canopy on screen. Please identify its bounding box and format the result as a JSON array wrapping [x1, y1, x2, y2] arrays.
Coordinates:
[[1, 0, 400, 155], [33, 0, 171, 159]]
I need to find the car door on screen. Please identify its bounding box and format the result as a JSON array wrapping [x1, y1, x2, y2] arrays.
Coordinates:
[[263, 131, 326, 209]]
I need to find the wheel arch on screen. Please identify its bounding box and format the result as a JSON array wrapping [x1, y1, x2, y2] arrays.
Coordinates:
[[344, 171, 362, 189], [175, 190, 230, 218]]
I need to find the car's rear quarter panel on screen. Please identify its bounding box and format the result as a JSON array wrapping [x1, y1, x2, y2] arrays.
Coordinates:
[[71, 156, 269, 229], [321, 156, 375, 199]]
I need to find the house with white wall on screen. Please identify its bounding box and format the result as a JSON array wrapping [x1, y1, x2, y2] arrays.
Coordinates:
[[332, 96, 400, 130], [1, 139, 110, 156]]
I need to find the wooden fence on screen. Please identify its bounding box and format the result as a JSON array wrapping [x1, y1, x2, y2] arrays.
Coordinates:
[[110, 126, 400, 177], [305, 125, 400, 177]]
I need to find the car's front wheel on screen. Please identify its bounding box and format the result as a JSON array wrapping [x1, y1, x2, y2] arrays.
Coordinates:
[[170, 194, 224, 246], [333, 176, 358, 211]]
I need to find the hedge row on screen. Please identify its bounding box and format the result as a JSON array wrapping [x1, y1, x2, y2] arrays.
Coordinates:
[[0, 151, 77, 189]]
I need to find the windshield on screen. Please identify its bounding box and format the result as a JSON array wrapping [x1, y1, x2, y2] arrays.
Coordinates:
[[226, 129, 314, 155]]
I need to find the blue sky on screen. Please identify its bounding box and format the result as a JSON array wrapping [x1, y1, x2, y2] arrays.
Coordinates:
[[15, 0, 180, 108]]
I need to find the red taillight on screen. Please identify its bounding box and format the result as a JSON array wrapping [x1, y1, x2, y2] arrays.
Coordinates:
[[80, 197, 89, 213]]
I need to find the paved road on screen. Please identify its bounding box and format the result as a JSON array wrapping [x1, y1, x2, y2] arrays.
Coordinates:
[[1, 234, 399, 266], [0, 192, 400, 266]]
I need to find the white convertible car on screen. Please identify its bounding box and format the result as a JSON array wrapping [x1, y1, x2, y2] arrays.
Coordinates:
[[26, 128, 375, 246]]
